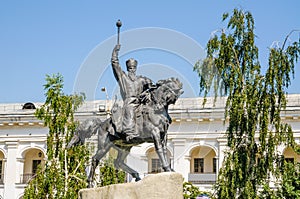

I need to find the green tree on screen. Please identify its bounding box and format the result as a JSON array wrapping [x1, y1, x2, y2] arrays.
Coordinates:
[[194, 9, 300, 198], [23, 73, 88, 199], [183, 182, 213, 199], [98, 156, 125, 187], [277, 161, 300, 198]]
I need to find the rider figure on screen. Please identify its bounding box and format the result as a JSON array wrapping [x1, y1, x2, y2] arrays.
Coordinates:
[[111, 44, 154, 142]]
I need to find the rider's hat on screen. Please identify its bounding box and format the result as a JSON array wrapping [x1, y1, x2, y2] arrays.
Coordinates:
[[126, 58, 138, 68]]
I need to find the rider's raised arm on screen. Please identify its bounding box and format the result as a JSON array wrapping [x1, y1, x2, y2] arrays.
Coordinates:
[[111, 44, 123, 81]]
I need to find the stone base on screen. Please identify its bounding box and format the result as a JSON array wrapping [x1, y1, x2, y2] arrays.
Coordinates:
[[79, 172, 183, 199]]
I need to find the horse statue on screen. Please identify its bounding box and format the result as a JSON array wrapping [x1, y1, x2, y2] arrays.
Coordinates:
[[67, 77, 183, 188]]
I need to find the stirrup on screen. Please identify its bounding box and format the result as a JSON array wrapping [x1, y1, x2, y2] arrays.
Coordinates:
[[126, 134, 138, 142]]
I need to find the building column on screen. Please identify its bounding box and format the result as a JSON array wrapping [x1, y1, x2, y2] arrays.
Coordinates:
[[139, 155, 149, 177], [4, 141, 18, 199], [217, 138, 227, 171], [172, 138, 189, 181], [17, 158, 25, 184]]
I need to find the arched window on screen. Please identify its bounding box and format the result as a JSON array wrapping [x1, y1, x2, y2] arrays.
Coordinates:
[[190, 146, 216, 173], [188, 145, 217, 184], [21, 148, 45, 184], [146, 147, 171, 173], [22, 102, 36, 110], [283, 147, 300, 164]]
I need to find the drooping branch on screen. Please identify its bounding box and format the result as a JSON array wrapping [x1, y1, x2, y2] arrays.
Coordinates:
[[281, 29, 300, 50]]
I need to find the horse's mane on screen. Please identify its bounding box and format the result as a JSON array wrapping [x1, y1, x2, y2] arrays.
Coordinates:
[[156, 77, 183, 89], [155, 78, 183, 99]]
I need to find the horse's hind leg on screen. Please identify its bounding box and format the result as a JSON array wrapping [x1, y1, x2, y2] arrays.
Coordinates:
[[114, 146, 141, 181], [87, 136, 113, 188], [88, 157, 99, 188]]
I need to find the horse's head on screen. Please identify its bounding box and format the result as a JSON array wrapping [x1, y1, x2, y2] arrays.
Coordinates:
[[155, 78, 184, 106]]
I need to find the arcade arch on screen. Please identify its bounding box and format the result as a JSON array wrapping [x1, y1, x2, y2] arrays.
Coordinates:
[[20, 148, 45, 184], [146, 147, 172, 173], [189, 145, 217, 173], [283, 146, 300, 163]]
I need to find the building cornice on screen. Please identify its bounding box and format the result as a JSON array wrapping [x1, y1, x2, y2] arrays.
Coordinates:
[[0, 95, 300, 127]]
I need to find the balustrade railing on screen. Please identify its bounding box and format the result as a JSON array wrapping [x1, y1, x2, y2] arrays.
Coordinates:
[[20, 173, 36, 184], [188, 173, 216, 184]]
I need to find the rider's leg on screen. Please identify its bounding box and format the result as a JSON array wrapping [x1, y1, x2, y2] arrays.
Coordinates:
[[123, 104, 138, 141], [152, 128, 171, 172], [114, 146, 141, 181]]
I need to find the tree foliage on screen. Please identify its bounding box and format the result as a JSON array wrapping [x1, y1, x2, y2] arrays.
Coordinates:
[[23, 73, 88, 199], [194, 8, 300, 198], [278, 162, 300, 198], [183, 182, 213, 199], [98, 156, 125, 187]]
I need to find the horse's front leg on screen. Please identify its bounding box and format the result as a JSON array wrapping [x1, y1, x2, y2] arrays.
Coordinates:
[[152, 128, 171, 172], [114, 146, 141, 181], [161, 131, 172, 170]]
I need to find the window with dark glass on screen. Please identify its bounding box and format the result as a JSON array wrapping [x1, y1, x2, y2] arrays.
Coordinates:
[[194, 158, 204, 173], [32, 160, 41, 174], [0, 160, 2, 174], [0, 160, 3, 183], [213, 158, 217, 173], [284, 158, 294, 164], [151, 159, 162, 173]]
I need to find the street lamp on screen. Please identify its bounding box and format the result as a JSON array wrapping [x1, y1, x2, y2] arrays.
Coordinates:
[[100, 87, 110, 115], [101, 87, 109, 102]]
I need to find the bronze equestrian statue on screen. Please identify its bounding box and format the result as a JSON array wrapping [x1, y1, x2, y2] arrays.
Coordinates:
[[67, 77, 183, 187], [67, 20, 183, 188]]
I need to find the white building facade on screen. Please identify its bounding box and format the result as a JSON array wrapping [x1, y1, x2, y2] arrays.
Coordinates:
[[1, 96, 300, 198]]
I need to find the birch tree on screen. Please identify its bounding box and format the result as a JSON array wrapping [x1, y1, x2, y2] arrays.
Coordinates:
[[194, 8, 300, 198], [23, 73, 88, 199]]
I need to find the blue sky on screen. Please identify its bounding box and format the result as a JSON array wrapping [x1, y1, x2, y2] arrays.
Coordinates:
[[1, 1, 300, 103]]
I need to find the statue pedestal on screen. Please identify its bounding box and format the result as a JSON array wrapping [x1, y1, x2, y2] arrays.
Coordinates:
[[79, 172, 183, 199]]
